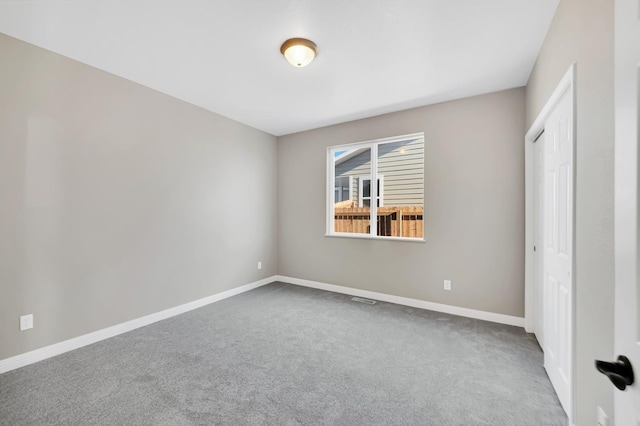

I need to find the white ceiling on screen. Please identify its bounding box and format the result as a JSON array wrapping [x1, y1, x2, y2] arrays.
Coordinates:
[[0, 0, 559, 136]]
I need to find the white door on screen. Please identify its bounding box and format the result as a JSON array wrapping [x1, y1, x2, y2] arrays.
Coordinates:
[[534, 134, 544, 347], [542, 88, 573, 415], [612, 0, 640, 422]]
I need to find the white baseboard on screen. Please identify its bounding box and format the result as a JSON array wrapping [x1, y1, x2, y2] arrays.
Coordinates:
[[1, 274, 525, 374], [0, 276, 276, 375], [276, 275, 525, 328]]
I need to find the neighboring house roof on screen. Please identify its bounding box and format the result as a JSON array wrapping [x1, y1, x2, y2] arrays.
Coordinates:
[[334, 148, 368, 166]]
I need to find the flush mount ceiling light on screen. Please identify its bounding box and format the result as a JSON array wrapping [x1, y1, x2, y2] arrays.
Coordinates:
[[280, 38, 317, 67]]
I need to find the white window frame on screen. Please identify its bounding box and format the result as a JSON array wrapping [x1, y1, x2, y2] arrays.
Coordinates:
[[326, 132, 424, 242], [358, 175, 384, 207]]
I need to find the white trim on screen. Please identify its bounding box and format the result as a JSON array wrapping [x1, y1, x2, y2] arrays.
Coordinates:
[[524, 63, 576, 424], [525, 67, 576, 141], [324, 233, 425, 242], [276, 275, 525, 327], [326, 146, 335, 234], [334, 132, 425, 150], [370, 143, 378, 233], [1, 275, 525, 375], [0, 276, 276, 374]]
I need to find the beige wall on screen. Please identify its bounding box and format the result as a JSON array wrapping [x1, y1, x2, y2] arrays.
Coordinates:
[[525, 0, 614, 423], [0, 33, 278, 360], [278, 88, 526, 317]]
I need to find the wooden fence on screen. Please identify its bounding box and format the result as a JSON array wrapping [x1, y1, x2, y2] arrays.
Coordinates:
[[334, 205, 423, 238]]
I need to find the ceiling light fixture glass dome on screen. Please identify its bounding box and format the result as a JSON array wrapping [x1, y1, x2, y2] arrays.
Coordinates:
[[280, 38, 317, 67]]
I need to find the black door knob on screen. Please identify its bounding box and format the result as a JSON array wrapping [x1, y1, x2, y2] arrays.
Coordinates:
[[595, 355, 635, 391]]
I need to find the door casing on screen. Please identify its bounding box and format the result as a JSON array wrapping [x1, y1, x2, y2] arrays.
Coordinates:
[[613, 0, 640, 421]]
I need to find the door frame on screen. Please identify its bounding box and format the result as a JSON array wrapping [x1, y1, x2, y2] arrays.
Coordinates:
[[524, 63, 576, 423], [613, 0, 640, 420]]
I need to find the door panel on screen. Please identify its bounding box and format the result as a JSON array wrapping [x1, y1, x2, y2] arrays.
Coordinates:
[[546, 170, 556, 249], [558, 283, 570, 381], [558, 165, 569, 255]]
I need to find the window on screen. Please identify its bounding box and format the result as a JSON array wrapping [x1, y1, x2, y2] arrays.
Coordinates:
[[359, 176, 383, 207], [334, 176, 351, 202], [327, 133, 424, 240]]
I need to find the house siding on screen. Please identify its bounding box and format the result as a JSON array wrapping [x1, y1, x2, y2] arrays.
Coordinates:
[[335, 137, 424, 206]]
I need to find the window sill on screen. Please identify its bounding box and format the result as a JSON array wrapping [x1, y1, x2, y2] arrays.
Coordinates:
[[324, 233, 426, 243]]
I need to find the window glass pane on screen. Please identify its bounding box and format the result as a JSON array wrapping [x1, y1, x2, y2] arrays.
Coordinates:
[[334, 177, 350, 202], [333, 147, 371, 234], [360, 199, 383, 208], [375, 138, 424, 238]]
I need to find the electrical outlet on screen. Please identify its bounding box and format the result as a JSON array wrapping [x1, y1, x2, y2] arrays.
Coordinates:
[[257, 261, 262, 270], [444, 280, 452, 290], [20, 314, 34, 331], [596, 406, 608, 426]]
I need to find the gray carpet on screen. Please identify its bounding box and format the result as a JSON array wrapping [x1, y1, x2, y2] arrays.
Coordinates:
[[0, 282, 567, 425]]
